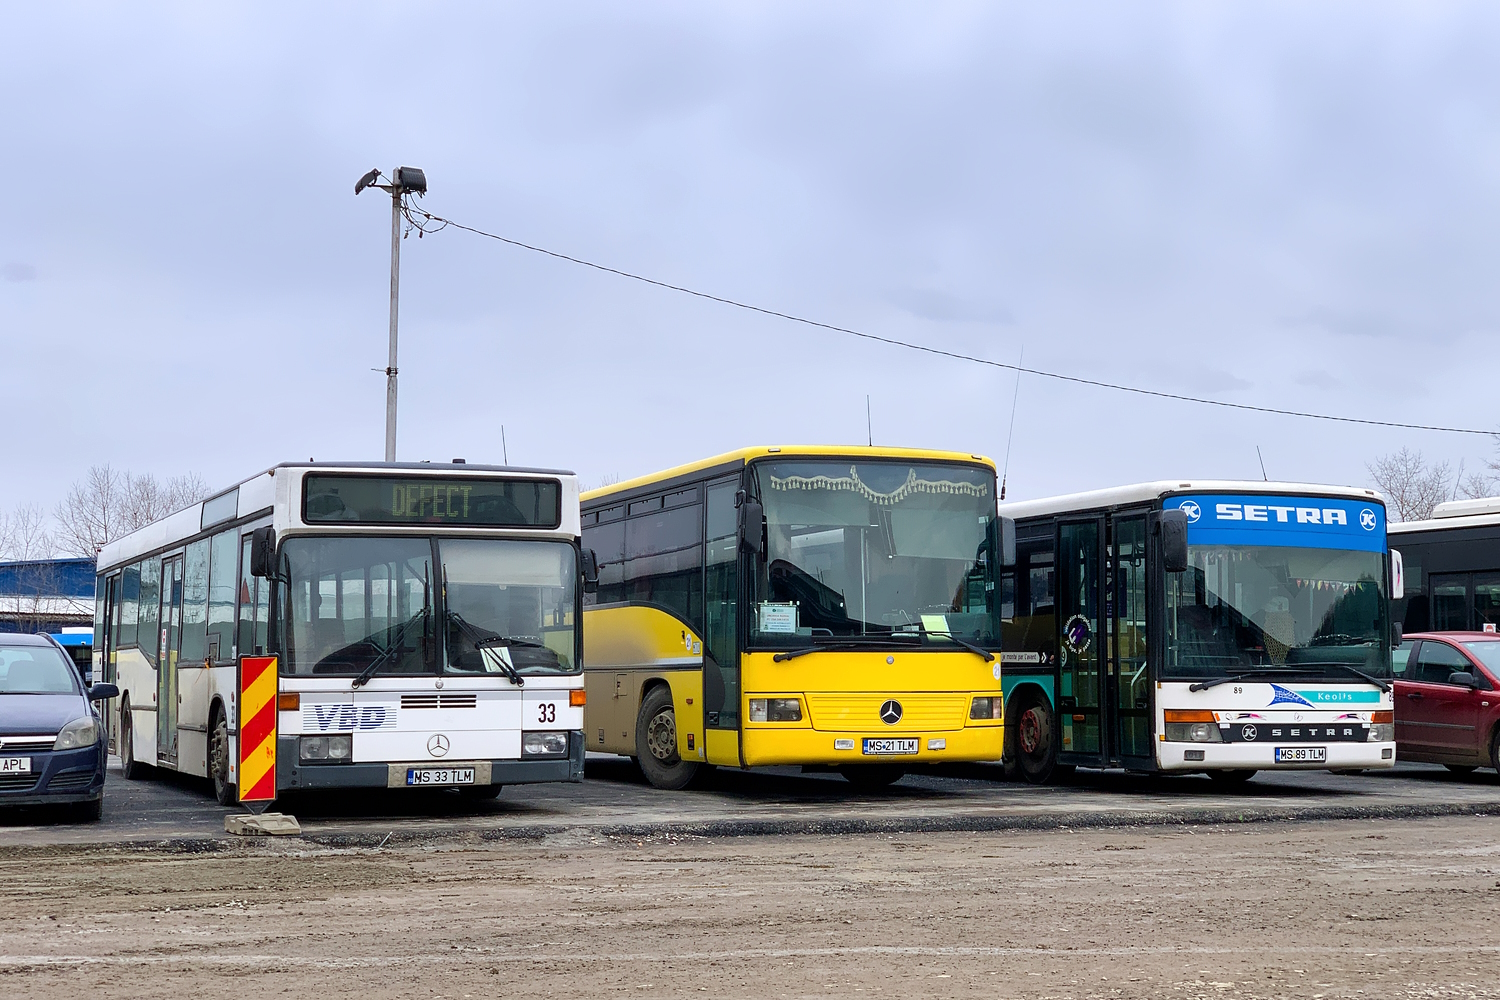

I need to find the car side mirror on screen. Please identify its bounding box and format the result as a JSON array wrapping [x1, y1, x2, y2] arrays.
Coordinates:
[[1159, 509, 1189, 573], [249, 526, 277, 578], [88, 683, 119, 701], [581, 548, 599, 594], [738, 500, 765, 556], [996, 516, 1017, 569], [1447, 671, 1479, 689]]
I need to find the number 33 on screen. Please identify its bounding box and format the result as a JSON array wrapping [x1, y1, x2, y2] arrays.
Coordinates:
[[537, 703, 556, 723]]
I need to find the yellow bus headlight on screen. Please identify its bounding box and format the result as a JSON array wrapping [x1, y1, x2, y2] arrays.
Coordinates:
[[749, 698, 802, 722], [969, 697, 1002, 720]]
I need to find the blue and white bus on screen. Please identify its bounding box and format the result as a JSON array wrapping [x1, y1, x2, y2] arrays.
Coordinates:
[[996, 481, 1397, 784]]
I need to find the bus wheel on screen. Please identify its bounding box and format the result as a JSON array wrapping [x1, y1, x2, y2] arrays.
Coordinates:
[[635, 686, 699, 790], [838, 765, 904, 789], [1015, 694, 1057, 785], [120, 701, 149, 781], [210, 709, 236, 806], [1207, 769, 1257, 785]]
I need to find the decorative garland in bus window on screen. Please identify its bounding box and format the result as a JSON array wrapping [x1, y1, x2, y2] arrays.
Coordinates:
[[768, 467, 990, 505]]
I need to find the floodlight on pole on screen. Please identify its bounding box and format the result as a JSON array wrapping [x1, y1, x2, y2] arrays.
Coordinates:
[[355, 165, 428, 463]]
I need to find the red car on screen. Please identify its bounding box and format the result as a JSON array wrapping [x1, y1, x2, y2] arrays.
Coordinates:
[[1394, 632, 1500, 773]]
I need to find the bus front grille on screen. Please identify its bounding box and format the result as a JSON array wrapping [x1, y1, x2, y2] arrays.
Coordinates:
[[804, 693, 968, 732]]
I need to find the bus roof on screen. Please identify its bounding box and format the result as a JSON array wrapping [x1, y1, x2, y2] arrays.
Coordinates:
[[998, 480, 1386, 520], [1389, 495, 1500, 535], [581, 445, 996, 503], [97, 461, 577, 571]]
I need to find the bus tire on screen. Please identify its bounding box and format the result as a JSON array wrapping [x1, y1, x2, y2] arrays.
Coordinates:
[[210, 707, 236, 806], [120, 701, 149, 781], [1013, 691, 1058, 785], [838, 765, 904, 789], [635, 685, 699, 790], [1207, 769, 1257, 785]]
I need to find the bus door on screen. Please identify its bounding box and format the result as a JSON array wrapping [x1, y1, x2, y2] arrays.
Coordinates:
[[702, 478, 741, 765], [1057, 519, 1103, 762], [157, 554, 184, 765], [1108, 513, 1153, 764]]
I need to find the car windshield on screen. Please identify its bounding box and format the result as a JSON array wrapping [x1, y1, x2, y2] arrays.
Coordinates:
[[1164, 545, 1389, 679], [0, 645, 79, 694], [441, 538, 578, 674], [1461, 640, 1500, 675], [747, 459, 997, 645]]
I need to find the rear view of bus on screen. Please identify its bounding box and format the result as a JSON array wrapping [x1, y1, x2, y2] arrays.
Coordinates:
[[97, 462, 585, 803], [582, 446, 1008, 789], [998, 482, 1396, 784]]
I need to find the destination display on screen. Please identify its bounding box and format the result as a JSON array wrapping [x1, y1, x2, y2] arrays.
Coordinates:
[[303, 474, 561, 528]]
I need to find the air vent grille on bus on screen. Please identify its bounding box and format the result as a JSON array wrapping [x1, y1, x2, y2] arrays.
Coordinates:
[[400, 694, 478, 709]]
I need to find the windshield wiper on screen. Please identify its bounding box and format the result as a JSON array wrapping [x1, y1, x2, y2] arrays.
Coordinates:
[[351, 607, 429, 689], [897, 624, 995, 663], [446, 611, 543, 686], [1188, 667, 1304, 692], [771, 636, 918, 662]]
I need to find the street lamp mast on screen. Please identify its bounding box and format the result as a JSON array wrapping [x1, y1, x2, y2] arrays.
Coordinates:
[[355, 166, 427, 463]]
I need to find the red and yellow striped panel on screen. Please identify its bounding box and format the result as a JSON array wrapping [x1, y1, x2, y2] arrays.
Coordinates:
[[238, 655, 278, 803]]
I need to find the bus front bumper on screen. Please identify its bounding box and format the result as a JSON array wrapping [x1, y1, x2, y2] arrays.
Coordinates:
[[1156, 740, 1395, 771], [741, 724, 1003, 767], [275, 731, 585, 790]]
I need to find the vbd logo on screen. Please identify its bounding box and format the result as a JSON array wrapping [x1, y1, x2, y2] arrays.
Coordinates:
[[1359, 508, 1377, 531], [308, 704, 396, 732], [1179, 501, 1202, 523]]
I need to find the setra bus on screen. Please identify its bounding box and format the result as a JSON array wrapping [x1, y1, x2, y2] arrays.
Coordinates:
[[1387, 495, 1500, 634], [580, 446, 1012, 789], [94, 461, 588, 804], [996, 480, 1397, 784]]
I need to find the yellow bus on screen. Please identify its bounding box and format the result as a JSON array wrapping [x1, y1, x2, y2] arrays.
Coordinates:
[[580, 446, 1011, 789]]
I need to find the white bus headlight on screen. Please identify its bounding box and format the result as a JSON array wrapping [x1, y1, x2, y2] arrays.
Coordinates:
[[300, 735, 352, 762], [1368, 724, 1395, 741], [523, 731, 569, 757], [1164, 711, 1222, 743], [748, 698, 802, 722], [53, 717, 100, 751], [969, 697, 1002, 720]]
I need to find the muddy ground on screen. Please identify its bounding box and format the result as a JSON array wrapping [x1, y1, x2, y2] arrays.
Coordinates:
[[2, 816, 1498, 999]]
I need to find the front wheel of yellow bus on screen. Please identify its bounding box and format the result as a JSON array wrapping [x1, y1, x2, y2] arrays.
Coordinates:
[[635, 685, 701, 790]]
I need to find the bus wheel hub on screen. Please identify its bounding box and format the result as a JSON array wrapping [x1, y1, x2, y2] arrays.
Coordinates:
[[646, 710, 677, 761], [1019, 708, 1044, 755]]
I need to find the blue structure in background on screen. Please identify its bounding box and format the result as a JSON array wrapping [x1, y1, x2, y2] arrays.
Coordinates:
[[0, 556, 96, 635]]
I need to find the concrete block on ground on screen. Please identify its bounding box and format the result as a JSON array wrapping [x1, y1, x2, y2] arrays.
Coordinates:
[[225, 812, 301, 836]]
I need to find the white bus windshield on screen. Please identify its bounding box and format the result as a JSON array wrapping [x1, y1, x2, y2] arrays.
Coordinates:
[[441, 538, 577, 674], [1164, 545, 1388, 680], [748, 460, 996, 644]]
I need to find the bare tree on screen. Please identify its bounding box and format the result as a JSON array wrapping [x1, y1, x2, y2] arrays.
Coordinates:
[[0, 503, 55, 561], [54, 465, 210, 556], [1368, 449, 1454, 522], [583, 473, 622, 493]]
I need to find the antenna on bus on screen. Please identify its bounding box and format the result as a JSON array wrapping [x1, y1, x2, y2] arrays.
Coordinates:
[[866, 395, 872, 447], [1000, 345, 1023, 501], [1256, 445, 1269, 481], [501, 425, 509, 465]]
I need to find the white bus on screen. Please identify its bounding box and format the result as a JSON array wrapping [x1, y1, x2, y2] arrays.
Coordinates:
[[94, 462, 589, 804], [995, 481, 1397, 784]]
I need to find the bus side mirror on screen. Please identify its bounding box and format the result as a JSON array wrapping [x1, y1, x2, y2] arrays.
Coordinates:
[[997, 516, 1017, 569], [738, 500, 765, 556], [1391, 622, 1403, 649], [581, 548, 599, 594], [1159, 510, 1189, 573], [1390, 548, 1404, 601], [249, 526, 277, 579]]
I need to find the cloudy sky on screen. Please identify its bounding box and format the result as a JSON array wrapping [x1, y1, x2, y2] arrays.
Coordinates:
[[4, 2, 1498, 520]]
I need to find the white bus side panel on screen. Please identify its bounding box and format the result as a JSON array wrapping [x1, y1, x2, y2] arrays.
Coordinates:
[[116, 647, 158, 764]]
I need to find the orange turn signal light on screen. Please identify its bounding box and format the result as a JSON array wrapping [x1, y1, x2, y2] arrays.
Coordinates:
[[1371, 710, 1394, 724], [277, 692, 300, 711], [1164, 709, 1215, 723], [569, 689, 587, 707]]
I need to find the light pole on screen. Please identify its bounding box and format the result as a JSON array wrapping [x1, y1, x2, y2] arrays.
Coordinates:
[[356, 166, 427, 463]]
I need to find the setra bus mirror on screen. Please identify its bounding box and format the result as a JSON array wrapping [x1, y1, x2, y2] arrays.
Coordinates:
[[738, 500, 765, 556], [1159, 509, 1189, 573], [249, 526, 277, 578], [581, 548, 600, 594]]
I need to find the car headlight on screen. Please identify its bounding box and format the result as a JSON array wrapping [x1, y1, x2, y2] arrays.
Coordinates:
[[53, 717, 100, 751], [522, 731, 569, 757], [748, 698, 802, 722]]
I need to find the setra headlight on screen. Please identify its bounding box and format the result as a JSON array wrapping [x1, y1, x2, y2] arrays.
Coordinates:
[[53, 717, 100, 751]]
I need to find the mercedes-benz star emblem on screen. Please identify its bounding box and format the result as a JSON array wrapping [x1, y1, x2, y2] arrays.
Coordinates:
[[879, 700, 903, 725], [427, 734, 451, 757], [1241, 724, 1258, 742]]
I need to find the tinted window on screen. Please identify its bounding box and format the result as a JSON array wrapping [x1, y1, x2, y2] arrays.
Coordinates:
[[584, 519, 625, 606], [1415, 641, 1471, 684], [625, 503, 703, 629], [0, 644, 79, 694], [1461, 640, 1500, 679], [181, 539, 210, 663], [207, 529, 238, 661]]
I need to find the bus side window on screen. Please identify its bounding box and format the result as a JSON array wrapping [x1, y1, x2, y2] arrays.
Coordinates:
[[181, 539, 211, 664], [584, 508, 625, 606], [237, 535, 258, 657], [207, 529, 238, 661], [119, 563, 141, 650], [138, 559, 161, 667], [624, 500, 704, 632]]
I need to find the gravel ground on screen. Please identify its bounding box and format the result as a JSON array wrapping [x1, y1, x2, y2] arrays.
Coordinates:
[[3, 816, 1499, 999]]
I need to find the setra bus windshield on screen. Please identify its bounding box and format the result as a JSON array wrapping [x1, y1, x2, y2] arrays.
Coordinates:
[[279, 535, 578, 677], [747, 459, 996, 646], [1164, 544, 1389, 680]]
